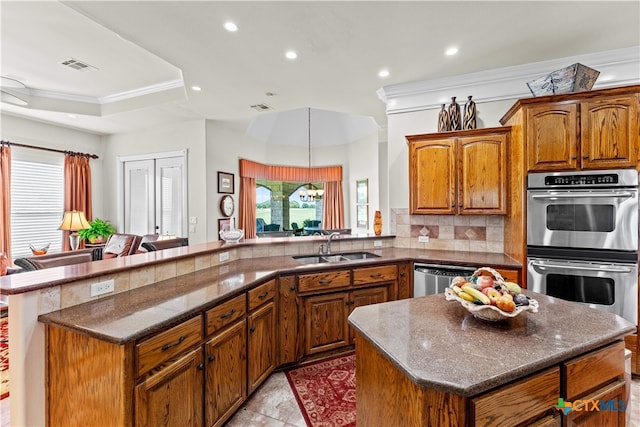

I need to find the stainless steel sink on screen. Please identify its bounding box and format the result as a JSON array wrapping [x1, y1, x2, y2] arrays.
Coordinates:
[[292, 251, 380, 264]]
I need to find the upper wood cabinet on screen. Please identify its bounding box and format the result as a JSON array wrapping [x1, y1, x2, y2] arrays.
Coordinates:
[[519, 90, 639, 171], [407, 127, 509, 215]]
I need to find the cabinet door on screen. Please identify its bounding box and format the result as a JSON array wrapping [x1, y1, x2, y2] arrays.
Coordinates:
[[349, 286, 390, 343], [565, 379, 626, 426], [247, 301, 276, 394], [303, 292, 350, 355], [135, 348, 204, 427], [409, 139, 456, 214], [397, 261, 412, 300], [458, 133, 508, 214], [278, 276, 301, 365], [205, 320, 247, 427], [526, 103, 579, 171], [581, 95, 639, 170]]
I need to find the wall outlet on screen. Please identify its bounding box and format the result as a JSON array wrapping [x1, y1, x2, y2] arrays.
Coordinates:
[[90, 279, 115, 297], [373, 240, 383, 247], [418, 236, 430, 243], [189, 224, 196, 233], [189, 216, 197, 224], [219, 251, 230, 262]]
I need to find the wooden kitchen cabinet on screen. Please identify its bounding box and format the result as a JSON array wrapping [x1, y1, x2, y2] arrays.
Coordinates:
[[525, 93, 638, 171], [407, 127, 509, 215], [135, 348, 204, 427], [304, 291, 351, 355], [397, 261, 412, 299], [247, 279, 276, 394], [205, 319, 247, 427]]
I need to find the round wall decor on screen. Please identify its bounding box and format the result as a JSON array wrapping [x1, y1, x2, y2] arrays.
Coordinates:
[[220, 195, 235, 217]]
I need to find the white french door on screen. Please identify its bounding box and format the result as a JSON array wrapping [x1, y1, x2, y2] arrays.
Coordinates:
[[121, 152, 187, 237]]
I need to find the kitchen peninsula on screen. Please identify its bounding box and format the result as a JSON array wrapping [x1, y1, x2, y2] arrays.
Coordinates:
[[349, 293, 635, 426]]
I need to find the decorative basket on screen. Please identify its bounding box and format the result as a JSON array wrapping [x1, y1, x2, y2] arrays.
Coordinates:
[[527, 63, 599, 97], [445, 267, 539, 321]]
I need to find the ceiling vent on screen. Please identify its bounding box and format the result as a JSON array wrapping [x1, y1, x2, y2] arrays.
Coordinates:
[[60, 58, 98, 72], [250, 103, 273, 112]]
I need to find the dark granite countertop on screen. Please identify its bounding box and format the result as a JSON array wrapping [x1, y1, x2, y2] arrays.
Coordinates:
[[348, 292, 635, 397], [37, 247, 521, 344]]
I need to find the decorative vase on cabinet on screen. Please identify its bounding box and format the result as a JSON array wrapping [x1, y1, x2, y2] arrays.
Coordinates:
[[438, 104, 451, 132], [463, 96, 477, 130], [448, 97, 461, 131]]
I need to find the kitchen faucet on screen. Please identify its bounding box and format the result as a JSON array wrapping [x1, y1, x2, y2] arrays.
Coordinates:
[[324, 232, 341, 254]]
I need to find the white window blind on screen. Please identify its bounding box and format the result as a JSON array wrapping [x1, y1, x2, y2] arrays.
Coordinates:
[[10, 159, 64, 260]]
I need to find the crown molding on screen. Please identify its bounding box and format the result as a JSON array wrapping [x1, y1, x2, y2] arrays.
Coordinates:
[[377, 46, 640, 114]]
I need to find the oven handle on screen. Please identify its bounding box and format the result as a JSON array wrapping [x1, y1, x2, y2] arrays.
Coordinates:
[[530, 191, 635, 199], [529, 260, 634, 273]]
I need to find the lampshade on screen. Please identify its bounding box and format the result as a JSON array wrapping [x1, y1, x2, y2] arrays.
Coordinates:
[[58, 210, 91, 231]]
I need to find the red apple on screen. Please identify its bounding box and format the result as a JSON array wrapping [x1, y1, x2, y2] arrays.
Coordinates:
[[476, 275, 495, 290], [482, 287, 501, 306]]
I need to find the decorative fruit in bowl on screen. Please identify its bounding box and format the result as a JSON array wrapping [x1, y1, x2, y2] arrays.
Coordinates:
[[219, 228, 244, 243]]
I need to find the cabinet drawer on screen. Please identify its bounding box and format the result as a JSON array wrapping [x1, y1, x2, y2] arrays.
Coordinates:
[[136, 316, 202, 377], [563, 341, 625, 401], [471, 367, 559, 427], [353, 265, 398, 285], [206, 294, 246, 335], [248, 279, 276, 311], [298, 270, 351, 293], [494, 268, 520, 284]]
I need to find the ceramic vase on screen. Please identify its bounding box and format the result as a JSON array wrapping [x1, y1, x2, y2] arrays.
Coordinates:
[[0, 252, 7, 276], [373, 210, 382, 236], [448, 97, 461, 131], [463, 95, 477, 130], [437, 104, 451, 132]]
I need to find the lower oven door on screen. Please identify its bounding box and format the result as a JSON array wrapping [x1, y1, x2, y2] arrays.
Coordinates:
[[527, 257, 638, 324]]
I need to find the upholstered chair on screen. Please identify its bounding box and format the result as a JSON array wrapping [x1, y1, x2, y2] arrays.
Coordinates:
[[101, 233, 142, 259]]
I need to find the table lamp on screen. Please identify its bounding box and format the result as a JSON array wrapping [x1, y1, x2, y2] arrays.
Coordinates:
[[59, 210, 90, 251]]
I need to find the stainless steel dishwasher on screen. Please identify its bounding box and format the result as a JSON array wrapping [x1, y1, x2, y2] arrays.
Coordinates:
[[413, 263, 477, 297]]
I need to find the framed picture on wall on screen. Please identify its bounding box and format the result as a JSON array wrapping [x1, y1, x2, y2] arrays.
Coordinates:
[[218, 218, 231, 240], [218, 171, 234, 194]]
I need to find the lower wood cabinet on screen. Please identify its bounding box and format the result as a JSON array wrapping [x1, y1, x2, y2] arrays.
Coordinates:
[[304, 292, 351, 355], [247, 301, 276, 394], [277, 275, 301, 365], [135, 348, 204, 427], [205, 319, 246, 427]]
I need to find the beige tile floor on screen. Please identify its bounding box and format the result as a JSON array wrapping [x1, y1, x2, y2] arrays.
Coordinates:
[[1, 372, 638, 426]]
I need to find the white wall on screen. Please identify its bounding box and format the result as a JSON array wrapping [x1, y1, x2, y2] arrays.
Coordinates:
[[347, 133, 379, 234], [0, 114, 105, 218], [102, 119, 208, 243]]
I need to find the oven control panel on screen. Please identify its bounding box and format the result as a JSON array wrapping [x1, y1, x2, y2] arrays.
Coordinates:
[[544, 173, 618, 186], [528, 169, 638, 189]]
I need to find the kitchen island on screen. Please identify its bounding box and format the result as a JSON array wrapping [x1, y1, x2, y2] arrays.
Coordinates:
[[349, 292, 635, 426]]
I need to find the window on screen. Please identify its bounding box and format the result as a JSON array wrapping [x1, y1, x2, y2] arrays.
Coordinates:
[[10, 159, 64, 259], [256, 180, 322, 234]]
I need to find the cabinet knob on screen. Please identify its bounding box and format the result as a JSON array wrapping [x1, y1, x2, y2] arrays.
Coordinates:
[[249, 326, 256, 333], [583, 155, 590, 159], [451, 204, 455, 208], [197, 364, 204, 370], [458, 204, 463, 207], [290, 286, 296, 291], [208, 355, 215, 362], [571, 155, 577, 159]]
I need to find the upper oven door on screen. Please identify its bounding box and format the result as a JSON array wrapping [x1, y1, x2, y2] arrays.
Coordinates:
[[527, 188, 638, 251]]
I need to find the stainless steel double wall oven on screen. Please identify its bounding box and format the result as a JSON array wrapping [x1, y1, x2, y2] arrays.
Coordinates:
[[527, 169, 639, 324]]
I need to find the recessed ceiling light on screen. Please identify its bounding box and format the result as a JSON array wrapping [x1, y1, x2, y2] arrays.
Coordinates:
[[224, 22, 238, 32], [378, 69, 390, 78], [285, 50, 298, 60], [599, 74, 614, 81], [445, 47, 459, 56], [68, 114, 77, 119], [191, 86, 202, 92]]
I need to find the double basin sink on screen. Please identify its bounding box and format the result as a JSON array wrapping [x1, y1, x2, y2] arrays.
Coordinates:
[[292, 251, 380, 264]]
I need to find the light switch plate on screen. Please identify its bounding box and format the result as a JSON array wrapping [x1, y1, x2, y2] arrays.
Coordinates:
[[219, 252, 230, 262], [373, 240, 383, 247], [418, 236, 430, 243], [189, 216, 197, 224]]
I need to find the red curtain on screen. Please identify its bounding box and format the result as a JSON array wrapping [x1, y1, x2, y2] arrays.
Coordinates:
[[239, 159, 344, 236], [63, 154, 92, 251], [0, 143, 11, 260]]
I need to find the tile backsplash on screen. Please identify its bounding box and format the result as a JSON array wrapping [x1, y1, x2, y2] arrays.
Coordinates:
[[390, 208, 504, 253]]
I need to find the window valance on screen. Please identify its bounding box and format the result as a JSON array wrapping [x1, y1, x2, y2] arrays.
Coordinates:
[[239, 159, 342, 182]]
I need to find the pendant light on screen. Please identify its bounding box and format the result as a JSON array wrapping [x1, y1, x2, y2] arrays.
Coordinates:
[[298, 108, 324, 202]]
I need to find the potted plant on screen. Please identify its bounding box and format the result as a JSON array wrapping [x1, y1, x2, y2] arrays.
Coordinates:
[[78, 218, 116, 244]]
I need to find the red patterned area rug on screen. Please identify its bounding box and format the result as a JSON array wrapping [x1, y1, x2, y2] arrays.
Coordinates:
[[285, 352, 356, 427], [0, 315, 8, 400]]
